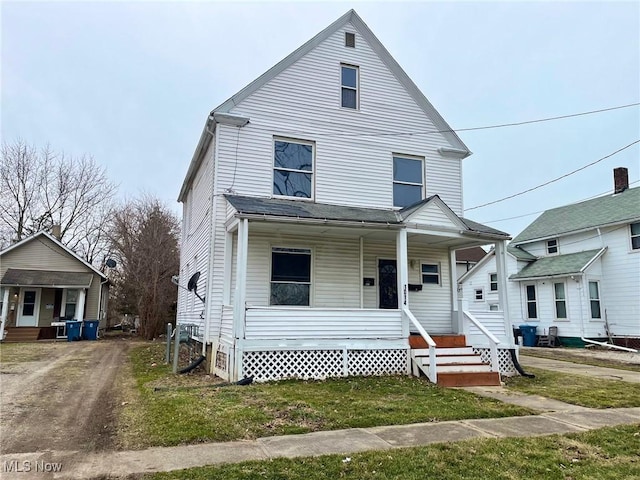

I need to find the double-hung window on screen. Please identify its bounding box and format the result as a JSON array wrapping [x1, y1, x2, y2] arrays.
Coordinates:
[[341, 64, 358, 109], [489, 273, 498, 292], [64, 289, 78, 319], [475, 288, 484, 301], [554, 282, 567, 319], [270, 248, 312, 306], [546, 239, 558, 254], [589, 281, 601, 319], [393, 156, 423, 207], [421, 263, 439, 284], [273, 139, 314, 199], [631, 223, 640, 250], [526, 285, 537, 319]]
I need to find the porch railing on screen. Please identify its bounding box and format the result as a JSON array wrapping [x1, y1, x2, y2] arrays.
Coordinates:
[[463, 310, 500, 372], [403, 307, 437, 384]]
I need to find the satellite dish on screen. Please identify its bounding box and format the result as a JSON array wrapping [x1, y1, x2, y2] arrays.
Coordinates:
[[105, 258, 117, 268], [187, 272, 201, 292]]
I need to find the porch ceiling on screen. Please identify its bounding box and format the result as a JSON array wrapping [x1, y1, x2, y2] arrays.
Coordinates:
[[0, 269, 93, 288]]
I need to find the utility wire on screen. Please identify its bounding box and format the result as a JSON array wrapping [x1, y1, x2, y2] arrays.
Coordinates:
[[481, 179, 640, 224], [248, 102, 640, 139], [465, 140, 640, 211]]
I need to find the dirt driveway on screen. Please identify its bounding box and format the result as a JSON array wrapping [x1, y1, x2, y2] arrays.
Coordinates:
[[0, 339, 129, 454]]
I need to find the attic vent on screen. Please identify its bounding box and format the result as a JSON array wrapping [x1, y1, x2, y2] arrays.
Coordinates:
[[345, 32, 355, 48]]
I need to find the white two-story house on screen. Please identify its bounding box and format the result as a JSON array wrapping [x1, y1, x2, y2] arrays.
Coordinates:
[[460, 168, 639, 349], [176, 10, 518, 386]]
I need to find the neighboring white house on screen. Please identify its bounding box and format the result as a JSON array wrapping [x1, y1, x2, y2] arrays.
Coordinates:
[[176, 10, 517, 385], [455, 246, 488, 280], [460, 168, 640, 348]]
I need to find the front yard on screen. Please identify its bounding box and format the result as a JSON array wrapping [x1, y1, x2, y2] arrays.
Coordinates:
[[117, 343, 532, 448]]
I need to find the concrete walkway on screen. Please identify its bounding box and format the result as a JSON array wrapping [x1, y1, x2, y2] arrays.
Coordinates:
[[519, 355, 640, 383], [2, 356, 639, 479]]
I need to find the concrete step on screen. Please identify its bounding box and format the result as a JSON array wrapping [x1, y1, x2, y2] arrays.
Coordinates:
[[437, 363, 493, 373], [437, 371, 501, 387]]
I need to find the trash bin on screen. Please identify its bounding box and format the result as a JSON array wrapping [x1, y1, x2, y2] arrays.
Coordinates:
[[519, 324, 538, 347], [66, 320, 82, 341], [82, 320, 99, 340]]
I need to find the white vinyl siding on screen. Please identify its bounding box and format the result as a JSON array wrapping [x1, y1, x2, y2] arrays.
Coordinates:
[[631, 222, 640, 250]]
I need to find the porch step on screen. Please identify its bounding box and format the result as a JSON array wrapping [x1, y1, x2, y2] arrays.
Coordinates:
[[415, 354, 485, 366], [409, 334, 467, 349], [412, 347, 475, 357], [437, 372, 501, 387], [3, 327, 42, 343], [436, 363, 493, 373]]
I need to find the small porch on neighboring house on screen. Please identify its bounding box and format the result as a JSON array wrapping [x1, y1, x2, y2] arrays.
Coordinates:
[[1, 269, 93, 342], [210, 195, 516, 386]]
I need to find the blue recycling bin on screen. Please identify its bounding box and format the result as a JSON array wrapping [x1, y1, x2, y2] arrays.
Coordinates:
[[66, 321, 82, 341], [519, 324, 538, 347], [82, 320, 99, 340]]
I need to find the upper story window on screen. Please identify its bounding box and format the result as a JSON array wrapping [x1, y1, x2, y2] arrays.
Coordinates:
[[273, 139, 314, 199], [341, 64, 358, 109], [546, 238, 558, 254], [345, 32, 355, 48], [489, 273, 498, 292], [421, 263, 439, 285], [631, 222, 640, 250], [393, 156, 423, 207]]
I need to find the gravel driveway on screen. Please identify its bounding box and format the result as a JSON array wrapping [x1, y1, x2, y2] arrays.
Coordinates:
[[0, 339, 129, 454]]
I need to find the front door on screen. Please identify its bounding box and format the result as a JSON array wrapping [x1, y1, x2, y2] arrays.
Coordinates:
[[17, 288, 40, 327], [378, 259, 398, 309]]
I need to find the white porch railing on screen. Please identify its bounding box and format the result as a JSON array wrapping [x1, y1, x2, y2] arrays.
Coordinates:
[[244, 307, 403, 340], [403, 307, 437, 384], [463, 310, 501, 372]]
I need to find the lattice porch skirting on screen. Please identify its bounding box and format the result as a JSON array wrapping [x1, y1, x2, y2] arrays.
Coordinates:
[[473, 347, 518, 376], [242, 348, 408, 382]]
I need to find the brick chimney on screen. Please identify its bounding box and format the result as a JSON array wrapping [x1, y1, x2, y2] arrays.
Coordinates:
[[614, 167, 629, 194], [51, 224, 61, 240]]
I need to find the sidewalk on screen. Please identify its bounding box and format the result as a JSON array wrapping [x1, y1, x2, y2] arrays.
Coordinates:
[[519, 354, 640, 383], [2, 401, 638, 479]]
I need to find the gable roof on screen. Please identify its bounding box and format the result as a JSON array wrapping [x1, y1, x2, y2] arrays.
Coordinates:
[[507, 244, 537, 261], [510, 248, 606, 281], [456, 246, 488, 263], [512, 186, 640, 245], [179, 9, 470, 202], [0, 231, 107, 280]]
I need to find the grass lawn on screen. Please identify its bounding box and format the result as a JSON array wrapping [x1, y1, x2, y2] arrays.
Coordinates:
[[521, 348, 640, 373], [0, 342, 61, 363], [505, 367, 640, 408], [145, 424, 640, 480], [117, 343, 532, 448]]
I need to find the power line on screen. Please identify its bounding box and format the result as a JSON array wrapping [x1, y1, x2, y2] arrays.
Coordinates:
[[465, 140, 640, 211], [248, 102, 640, 139], [481, 179, 640, 224]]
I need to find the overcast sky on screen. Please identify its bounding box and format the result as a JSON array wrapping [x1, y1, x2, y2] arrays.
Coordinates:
[[2, 1, 639, 237]]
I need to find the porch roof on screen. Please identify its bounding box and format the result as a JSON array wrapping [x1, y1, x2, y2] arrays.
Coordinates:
[[0, 269, 94, 288], [509, 248, 605, 281]]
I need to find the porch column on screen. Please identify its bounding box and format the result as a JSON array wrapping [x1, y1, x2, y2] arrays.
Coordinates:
[[449, 248, 461, 334], [0, 288, 9, 340], [233, 219, 249, 381], [396, 228, 409, 308], [495, 240, 513, 346], [76, 289, 86, 322]]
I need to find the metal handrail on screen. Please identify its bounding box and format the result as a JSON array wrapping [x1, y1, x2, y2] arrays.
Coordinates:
[[403, 307, 437, 384]]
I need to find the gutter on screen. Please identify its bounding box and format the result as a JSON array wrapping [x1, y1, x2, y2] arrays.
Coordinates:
[[233, 213, 403, 230]]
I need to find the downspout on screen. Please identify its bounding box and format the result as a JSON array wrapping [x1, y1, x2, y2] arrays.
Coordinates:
[[202, 117, 217, 358]]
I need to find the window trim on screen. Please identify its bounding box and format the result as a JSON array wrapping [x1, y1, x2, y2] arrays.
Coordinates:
[[474, 288, 484, 301], [61, 288, 79, 319], [420, 262, 440, 285], [588, 280, 602, 319], [269, 246, 313, 306], [630, 222, 640, 251], [553, 281, 568, 320], [340, 63, 359, 109], [489, 273, 498, 292], [546, 238, 559, 255], [525, 284, 538, 320], [272, 137, 315, 201], [392, 154, 425, 208]]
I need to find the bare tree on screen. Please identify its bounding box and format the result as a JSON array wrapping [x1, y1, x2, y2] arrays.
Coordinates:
[[0, 139, 117, 263], [109, 196, 180, 339]]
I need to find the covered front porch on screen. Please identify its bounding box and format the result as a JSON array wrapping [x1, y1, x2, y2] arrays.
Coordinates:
[[215, 195, 514, 382]]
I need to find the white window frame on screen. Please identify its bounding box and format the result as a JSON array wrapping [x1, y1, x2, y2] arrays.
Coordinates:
[[630, 222, 640, 251], [421, 262, 440, 285], [588, 280, 602, 319], [393, 154, 424, 208], [525, 284, 538, 320], [61, 288, 79, 319], [340, 63, 359, 109], [272, 137, 315, 200], [546, 238, 559, 255], [553, 282, 568, 320], [474, 288, 484, 301], [269, 246, 313, 306], [489, 273, 498, 292]]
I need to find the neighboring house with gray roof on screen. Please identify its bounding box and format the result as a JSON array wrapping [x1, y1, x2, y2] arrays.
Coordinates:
[[0, 231, 109, 342], [460, 168, 639, 347], [176, 10, 516, 385]]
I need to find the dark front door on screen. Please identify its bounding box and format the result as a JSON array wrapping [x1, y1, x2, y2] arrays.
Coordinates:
[[378, 259, 398, 309]]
